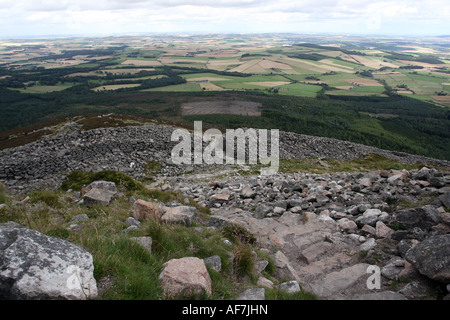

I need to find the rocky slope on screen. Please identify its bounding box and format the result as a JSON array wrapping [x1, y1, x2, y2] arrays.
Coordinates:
[[164, 165, 450, 300], [0, 120, 449, 300], [0, 120, 449, 194]]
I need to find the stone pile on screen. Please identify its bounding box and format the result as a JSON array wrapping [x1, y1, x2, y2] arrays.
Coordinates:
[[0, 124, 179, 193], [165, 165, 450, 299], [1, 123, 448, 194]]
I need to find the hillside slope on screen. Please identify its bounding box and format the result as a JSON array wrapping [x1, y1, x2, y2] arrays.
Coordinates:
[[0, 120, 449, 301]]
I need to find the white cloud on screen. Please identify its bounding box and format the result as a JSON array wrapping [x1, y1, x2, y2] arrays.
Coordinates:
[[0, 0, 449, 36]]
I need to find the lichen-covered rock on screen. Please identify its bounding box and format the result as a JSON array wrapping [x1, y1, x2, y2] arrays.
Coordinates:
[[83, 187, 115, 207], [0, 222, 97, 300], [161, 206, 196, 226]]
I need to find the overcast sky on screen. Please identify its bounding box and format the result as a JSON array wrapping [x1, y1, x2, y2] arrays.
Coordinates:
[[1, 0, 449, 38]]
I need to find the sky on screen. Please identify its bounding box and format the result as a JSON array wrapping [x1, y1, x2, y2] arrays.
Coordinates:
[[0, 0, 449, 38]]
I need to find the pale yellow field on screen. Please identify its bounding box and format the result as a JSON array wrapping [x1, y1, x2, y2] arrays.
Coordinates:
[[258, 59, 292, 70], [72, 55, 90, 60], [244, 63, 269, 73], [197, 49, 240, 58], [320, 59, 354, 70], [403, 46, 436, 54], [335, 86, 353, 90], [229, 59, 262, 73], [396, 90, 414, 94], [348, 55, 399, 69], [159, 57, 208, 64], [206, 59, 241, 71], [398, 60, 446, 68], [244, 81, 291, 87], [344, 78, 384, 86], [431, 95, 450, 101], [281, 57, 354, 74], [187, 77, 231, 82]]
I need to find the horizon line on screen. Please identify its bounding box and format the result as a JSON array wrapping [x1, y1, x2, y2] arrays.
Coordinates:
[[1, 31, 450, 41]]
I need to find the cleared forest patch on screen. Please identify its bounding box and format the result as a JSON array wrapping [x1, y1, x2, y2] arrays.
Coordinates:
[[181, 100, 262, 116]]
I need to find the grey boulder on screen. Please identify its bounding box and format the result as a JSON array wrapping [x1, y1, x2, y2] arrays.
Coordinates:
[[394, 206, 442, 231], [0, 222, 97, 300], [405, 234, 450, 282]]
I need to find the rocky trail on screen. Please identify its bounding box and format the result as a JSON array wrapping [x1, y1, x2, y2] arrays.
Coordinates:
[[163, 166, 450, 300]]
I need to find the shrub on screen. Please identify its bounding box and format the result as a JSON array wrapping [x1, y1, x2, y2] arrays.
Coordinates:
[[221, 223, 256, 245], [61, 170, 144, 192]]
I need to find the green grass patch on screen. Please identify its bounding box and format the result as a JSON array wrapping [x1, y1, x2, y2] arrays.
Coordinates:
[[265, 288, 318, 300], [29, 189, 63, 208], [0, 183, 7, 204], [351, 86, 386, 93], [233, 242, 255, 280], [45, 227, 71, 239], [0, 186, 241, 299], [181, 73, 234, 80], [276, 83, 322, 97], [60, 170, 145, 192], [279, 153, 424, 174], [12, 84, 73, 94]]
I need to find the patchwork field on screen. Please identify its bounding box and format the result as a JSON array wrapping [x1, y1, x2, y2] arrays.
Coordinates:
[[1, 33, 449, 103]]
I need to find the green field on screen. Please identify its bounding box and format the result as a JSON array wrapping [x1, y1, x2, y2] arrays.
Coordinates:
[[4, 34, 443, 102], [11, 83, 73, 93], [276, 83, 322, 97], [373, 70, 450, 98], [350, 86, 386, 93]]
